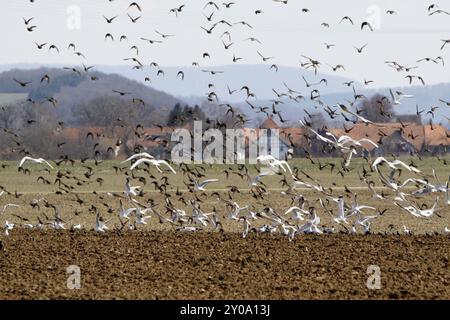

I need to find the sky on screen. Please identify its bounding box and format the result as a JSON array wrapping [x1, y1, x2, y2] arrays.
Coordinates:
[[1, 0, 450, 88]]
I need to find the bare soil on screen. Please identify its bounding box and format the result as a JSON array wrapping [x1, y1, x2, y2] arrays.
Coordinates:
[[0, 230, 448, 300]]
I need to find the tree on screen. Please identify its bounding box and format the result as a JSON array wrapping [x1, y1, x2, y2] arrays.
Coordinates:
[[310, 112, 327, 130], [166, 104, 206, 126], [167, 103, 183, 126], [358, 94, 395, 123]]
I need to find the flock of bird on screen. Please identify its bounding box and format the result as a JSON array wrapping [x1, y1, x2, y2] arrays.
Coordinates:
[[1, 150, 450, 239], [1, 1, 450, 239]]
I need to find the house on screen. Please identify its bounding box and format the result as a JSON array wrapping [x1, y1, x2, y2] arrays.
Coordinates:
[[57, 119, 450, 162], [257, 117, 292, 160], [241, 117, 305, 161], [329, 122, 450, 155]]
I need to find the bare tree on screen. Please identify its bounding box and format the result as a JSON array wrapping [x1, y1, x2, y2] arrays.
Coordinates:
[[358, 94, 395, 123]]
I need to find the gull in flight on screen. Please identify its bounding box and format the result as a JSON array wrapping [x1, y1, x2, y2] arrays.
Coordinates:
[[120, 152, 154, 164], [256, 155, 292, 174], [300, 120, 377, 166], [124, 178, 141, 197], [3, 221, 14, 236], [284, 205, 308, 221], [118, 200, 137, 220], [395, 197, 439, 218], [0, 204, 20, 215], [279, 224, 298, 241], [239, 217, 251, 238], [372, 157, 421, 173], [247, 171, 272, 187], [338, 104, 384, 127], [189, 202, 210, 227], [389, 88, 414, 105], [135, 210, 152, 226], [292, 177, 326, 194], [411, 170, 449, 199], [352, 213, 377, 234], [227, 202, 249, 220], [348, 194, 376, 216], [19, 156, 54, 169], [333, 195, 350, 225], [367, 181, 384, 200], [346, 199, 376, 234], [94, 211, 111, 232], [134, 205, 155, 225], [193, 179, 219, 191], [130, 159, 176, 173], [297, 208, 322, 234]]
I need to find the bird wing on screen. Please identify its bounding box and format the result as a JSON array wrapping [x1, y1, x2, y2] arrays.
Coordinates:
[[200, 179, 219, 187], [391, 160, 421, 173], [159, 161, 177, 174], [121, 152, 154, 164], [18, 156, 30, 167], [43, 160, 54, 169], [389, 88, 396, 101], [357, 138, 378, 148], [130, 158, 152, 170], [279, 160, 293, 174], [284, 206, 301, 215], [311, 129, 334, 144]]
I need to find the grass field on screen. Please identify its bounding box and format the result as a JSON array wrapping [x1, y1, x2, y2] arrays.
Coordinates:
[[0, 157, 449, 235], [0, 93, 27, 105], [1, 156, 449, 192]]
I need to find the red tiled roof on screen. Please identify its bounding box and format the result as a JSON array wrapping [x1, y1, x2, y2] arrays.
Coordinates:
[[57, 122, 450, 155], [260, 117, 280, 129], [329, 122, 449, 151]]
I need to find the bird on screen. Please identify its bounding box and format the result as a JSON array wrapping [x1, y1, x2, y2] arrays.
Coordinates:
[[361, 21, 374, 31], [441, 40, 450, 50], [257, 51, 274, 62], [354, 43, 368, 53], [103, 15, 118, 23], [130, 159, 176, 174], [112, 90, 131, 96], [193, 179, 219, 191], [0, 204, 20, 215], [177, 71, 185, 80], [340, 16, 354, 24], [94, 211, 111, 233], [338, 104, 383, 127], [124, 178, 141, 197], [372, 157, 421, 173], [128, 14, 142, 23], [389, 88, 413, 105], [13, 78, 31, 87], [256, 155, 292, 174], [128, 2, 142, 12], [3, 221, 14, 236], [429, 9, 450, 16], [19, 157, 54, 169], [155, 30, 175, 38]]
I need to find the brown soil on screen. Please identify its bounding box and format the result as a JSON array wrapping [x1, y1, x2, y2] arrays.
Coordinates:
[[0, 230, 448, 300]]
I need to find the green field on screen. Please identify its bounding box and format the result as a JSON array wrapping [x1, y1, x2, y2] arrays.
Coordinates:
[[0, 93, 27, 105], [0, 157, 449, 235], [0, 157, 449, 193]]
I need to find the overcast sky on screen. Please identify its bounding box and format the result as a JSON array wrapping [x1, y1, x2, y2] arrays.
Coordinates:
[[2, 0, 450, 88]]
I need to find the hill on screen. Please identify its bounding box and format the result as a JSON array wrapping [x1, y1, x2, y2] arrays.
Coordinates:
[[0, 67, 183, 125]]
